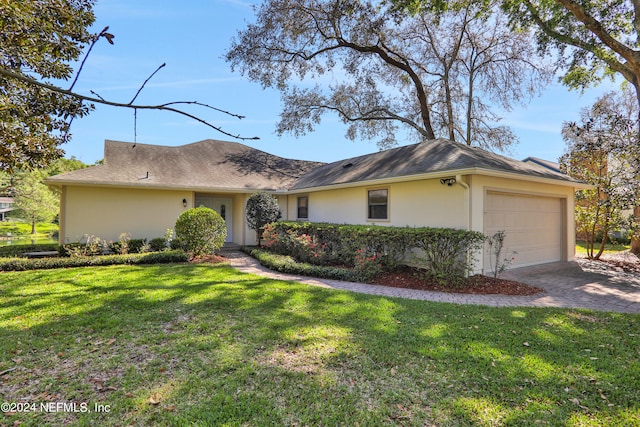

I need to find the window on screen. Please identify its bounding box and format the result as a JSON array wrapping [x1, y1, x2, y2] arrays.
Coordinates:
[[297, 196, 309, 219], [368, 189, 388, 220]]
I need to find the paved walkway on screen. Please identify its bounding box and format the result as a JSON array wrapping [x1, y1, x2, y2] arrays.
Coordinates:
[[221, 249, 640, 314]]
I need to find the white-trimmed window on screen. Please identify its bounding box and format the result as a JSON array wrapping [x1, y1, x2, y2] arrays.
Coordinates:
[[297, 196, 309, 219], [367, 188, 388, 220]]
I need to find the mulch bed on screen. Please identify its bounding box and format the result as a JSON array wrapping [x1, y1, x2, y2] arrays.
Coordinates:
[[215, 252, 545, 296], [371, 266, 544, 296]]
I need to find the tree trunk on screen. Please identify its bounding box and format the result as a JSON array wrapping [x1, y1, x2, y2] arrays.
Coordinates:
[[31, 220, 36, 235]]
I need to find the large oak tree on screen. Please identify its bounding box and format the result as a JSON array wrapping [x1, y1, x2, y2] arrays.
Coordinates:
[[226, 0, 551, 151]]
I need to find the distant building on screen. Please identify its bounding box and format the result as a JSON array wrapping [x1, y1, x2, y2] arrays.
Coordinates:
[[0, 197, 15, 221]]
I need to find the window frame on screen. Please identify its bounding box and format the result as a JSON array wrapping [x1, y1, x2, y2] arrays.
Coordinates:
[[367, 187, 389, 221], [297, 196, 309, 220]]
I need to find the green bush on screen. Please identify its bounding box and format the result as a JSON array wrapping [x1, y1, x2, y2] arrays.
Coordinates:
[[245, 192, 282, 244], [149, 237, 168, 252], [411, 228, 485, 282], [243, 247, 363, 282], [174, 207, 227, 257], [0, 243, 60, 258], [129, 238, 148, 253], [0, 250, 188, 272], [262, 221, 485, 281]]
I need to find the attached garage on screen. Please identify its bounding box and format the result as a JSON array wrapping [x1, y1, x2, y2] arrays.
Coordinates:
[[484, 191, 566, 271]]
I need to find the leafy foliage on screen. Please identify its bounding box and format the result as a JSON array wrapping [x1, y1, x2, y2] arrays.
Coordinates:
[[0, 250, 188, 272], [174, 207, 227, 257], [0, 0, 95, 171], [262, 221, 485, 281], [244, 247, 363, 282], [560, 90, 640, 259], [0, 243, 59, 258], [499, 0, 638, 92], [226, 0, 551, 151], [245, 192, 282, 245]]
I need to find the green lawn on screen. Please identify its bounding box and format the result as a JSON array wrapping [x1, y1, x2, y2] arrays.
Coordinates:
[[0, 221, 58, 246], [1, 263, 639, 426], [575, 240, 631, 256]]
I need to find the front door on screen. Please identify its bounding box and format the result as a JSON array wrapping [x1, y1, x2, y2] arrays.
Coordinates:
[[194, 196, 233, 243]]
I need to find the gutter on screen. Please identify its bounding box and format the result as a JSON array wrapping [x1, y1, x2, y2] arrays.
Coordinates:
[[46, 166, 593, 194], [287, 167, 591, 194]]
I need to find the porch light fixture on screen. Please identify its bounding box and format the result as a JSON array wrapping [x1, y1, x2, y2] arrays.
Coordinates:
[[182, 198, 188, 208], [440, 177, 456, 186]]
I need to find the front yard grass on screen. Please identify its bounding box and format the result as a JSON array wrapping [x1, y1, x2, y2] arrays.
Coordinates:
[[1, 263, 638, 426], [576, 240, 631, 256]]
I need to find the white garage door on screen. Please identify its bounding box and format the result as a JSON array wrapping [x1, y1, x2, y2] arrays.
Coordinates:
[[484, 192, 564, 271]]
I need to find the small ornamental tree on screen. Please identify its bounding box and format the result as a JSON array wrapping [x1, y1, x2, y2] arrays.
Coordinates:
[[174, 207, 227, 257], [246, 192, 282, 246]]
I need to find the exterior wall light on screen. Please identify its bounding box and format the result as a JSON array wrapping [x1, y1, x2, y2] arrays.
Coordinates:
[[182, 198, 188, 208], [439, 177, 457, 186]]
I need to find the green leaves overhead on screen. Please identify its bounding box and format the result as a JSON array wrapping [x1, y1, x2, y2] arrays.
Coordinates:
[[0, 0, 96, 172]]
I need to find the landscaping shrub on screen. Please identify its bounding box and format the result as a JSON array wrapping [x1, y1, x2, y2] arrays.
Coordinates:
[[243, 247, 362, 282], [63, 235, 107, 257], [174, 207, 227, 257], [129, 238, 148, 253], [0, 250, 188, 272], [149, 237, 169, 252], [109, 232, 131, 254], [261, 221, 485, 281], [411, 228, 485, 281], [245, 192, 282, 245], [0, 243, 59, 258]]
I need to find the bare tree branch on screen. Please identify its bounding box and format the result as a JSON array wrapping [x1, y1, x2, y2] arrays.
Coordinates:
[[0, 66, 259, 141], [129, 63, 166, 105]]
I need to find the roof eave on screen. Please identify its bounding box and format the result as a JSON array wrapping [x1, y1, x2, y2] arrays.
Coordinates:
[[44, 179, 287, 193], [288, 167, 592, 193]]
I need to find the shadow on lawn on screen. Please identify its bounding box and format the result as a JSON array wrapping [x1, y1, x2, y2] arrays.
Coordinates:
[[0, 263, 638, 426]]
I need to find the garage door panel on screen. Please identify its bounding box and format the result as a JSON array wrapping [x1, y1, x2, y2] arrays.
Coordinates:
[[485, 192, 563, 271]]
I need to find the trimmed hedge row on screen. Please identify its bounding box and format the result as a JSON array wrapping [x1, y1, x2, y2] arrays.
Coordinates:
[[262, 222, 485, 279], [0, 250, 189, 272], [243, 247, 364, 282], [0, 243, 60, 258]]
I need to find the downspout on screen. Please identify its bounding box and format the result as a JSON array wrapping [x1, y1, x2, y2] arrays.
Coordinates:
[[455, 175, 471, 231], [456, 174, 480, 274]]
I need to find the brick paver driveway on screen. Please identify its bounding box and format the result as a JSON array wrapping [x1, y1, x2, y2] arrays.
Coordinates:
[[224, 249, 640, 314], [502, 259, 640, 314]]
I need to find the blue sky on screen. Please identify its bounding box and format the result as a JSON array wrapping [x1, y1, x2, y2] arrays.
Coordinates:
[[63, 0, 621, 165]]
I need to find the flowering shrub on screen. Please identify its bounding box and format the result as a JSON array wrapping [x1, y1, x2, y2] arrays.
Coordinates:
[[353, 249, 383, 281]]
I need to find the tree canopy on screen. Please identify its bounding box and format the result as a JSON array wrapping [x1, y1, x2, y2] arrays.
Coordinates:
[[400, 0, 640, 105], [560, 90, 640, 258], [1, 0, 256, 173], [501, 0, 640, 97], [0, 0, 95, 172], [226, 0, 551, 151]]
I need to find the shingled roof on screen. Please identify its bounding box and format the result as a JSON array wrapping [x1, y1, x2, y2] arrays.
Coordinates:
[[48, 138, 581, 192], [291, 138, 579, 190], [47, 139, 324, 191]]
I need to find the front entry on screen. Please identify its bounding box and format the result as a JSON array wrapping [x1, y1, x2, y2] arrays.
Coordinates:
[[194, 195, 233, 243]]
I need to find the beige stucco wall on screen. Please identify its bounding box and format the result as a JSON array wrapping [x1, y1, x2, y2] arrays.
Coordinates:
[[287, 174, 578, 274], [60, 186, 192, 244], [289, 178, 468, 228]]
